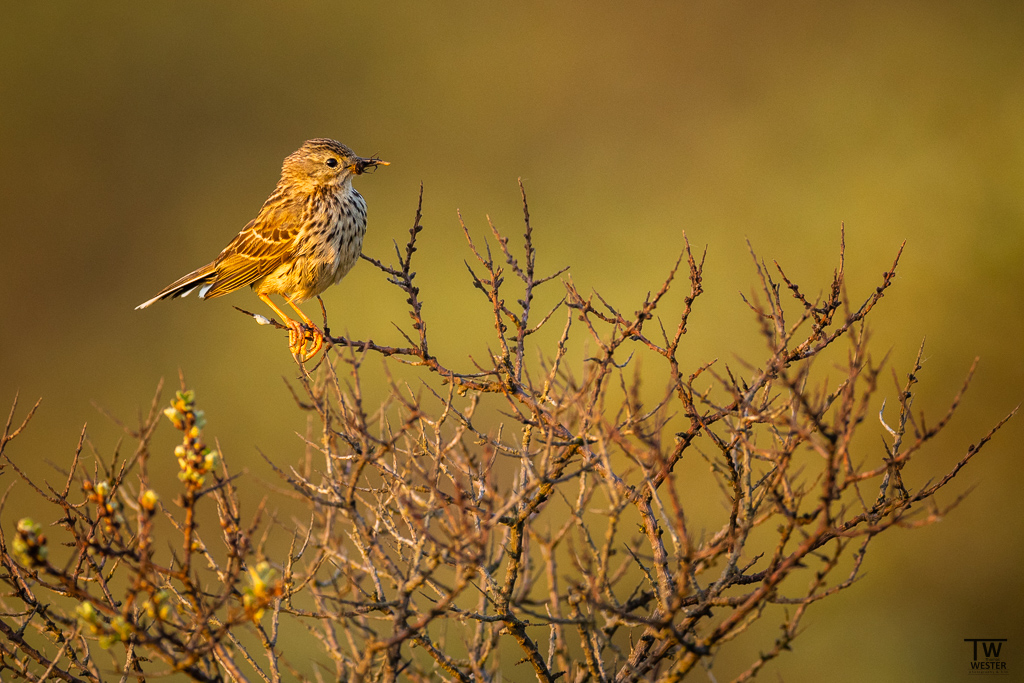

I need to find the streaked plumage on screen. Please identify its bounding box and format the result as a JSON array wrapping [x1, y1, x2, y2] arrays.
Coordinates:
[[137, 138, 388, 361]]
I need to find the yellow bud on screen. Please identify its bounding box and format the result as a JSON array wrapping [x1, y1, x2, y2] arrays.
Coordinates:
[[204, 451, 221, 470], [163, 407, 184, 429], [139, 489, 159, 511]]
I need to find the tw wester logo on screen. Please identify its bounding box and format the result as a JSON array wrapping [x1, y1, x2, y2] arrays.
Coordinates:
[[964, 638, 1008, 675]]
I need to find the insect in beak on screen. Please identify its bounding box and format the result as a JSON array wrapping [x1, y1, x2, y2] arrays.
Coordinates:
[[354, 156, 390, 174]]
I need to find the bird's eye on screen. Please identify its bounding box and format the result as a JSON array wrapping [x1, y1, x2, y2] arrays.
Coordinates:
[[325, 158, 339, 168]]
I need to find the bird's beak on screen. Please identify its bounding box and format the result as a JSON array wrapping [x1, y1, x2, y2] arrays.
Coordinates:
[[353, 157, 390, 174]]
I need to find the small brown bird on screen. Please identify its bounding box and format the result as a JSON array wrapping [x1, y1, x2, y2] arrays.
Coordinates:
[[137, 139, 388, 361]]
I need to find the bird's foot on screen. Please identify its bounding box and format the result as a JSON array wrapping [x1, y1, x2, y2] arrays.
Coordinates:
[[288, 322, 325, 363]]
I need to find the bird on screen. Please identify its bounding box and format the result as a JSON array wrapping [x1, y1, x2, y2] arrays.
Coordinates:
[[136, 139, 388, 362]]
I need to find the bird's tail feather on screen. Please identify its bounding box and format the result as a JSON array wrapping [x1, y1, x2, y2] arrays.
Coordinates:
[[135, 262, 218, 310]]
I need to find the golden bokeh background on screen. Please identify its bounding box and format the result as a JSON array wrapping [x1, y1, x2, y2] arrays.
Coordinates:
[[1, 2, 1021, 680]]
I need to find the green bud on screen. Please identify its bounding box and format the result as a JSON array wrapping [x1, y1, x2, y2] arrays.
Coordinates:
[[76, 601, 97, 622], [16, 518, 40, 535], [111, 615, 131, 640]]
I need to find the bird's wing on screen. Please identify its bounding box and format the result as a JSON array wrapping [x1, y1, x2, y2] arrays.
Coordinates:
[[200, 205, 302, 299]]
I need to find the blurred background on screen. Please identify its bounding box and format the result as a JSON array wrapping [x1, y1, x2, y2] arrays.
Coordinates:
[[1, 1, 1021, 680]]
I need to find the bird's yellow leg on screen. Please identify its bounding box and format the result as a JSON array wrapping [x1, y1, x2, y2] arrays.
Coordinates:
[[285, 296, 324, 362], [258, 294, 307, 358]]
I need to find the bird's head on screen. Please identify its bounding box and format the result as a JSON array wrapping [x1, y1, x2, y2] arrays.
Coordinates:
[[281, 138, 389, 190]]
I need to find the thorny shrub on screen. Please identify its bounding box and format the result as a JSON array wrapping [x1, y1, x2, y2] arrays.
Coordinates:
[[0, 184, 1015, 682]]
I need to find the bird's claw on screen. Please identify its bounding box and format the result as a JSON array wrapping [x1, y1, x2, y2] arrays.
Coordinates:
[[288, 322, 325, 363]]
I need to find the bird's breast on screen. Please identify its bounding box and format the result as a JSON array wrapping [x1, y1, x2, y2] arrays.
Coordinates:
[[291, 188, 368, 299]]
